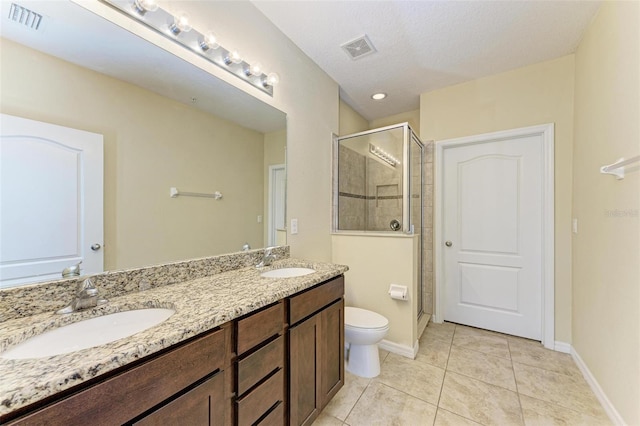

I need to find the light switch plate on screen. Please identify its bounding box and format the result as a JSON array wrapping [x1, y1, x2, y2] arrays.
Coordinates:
[[291, 218, 298, 235]]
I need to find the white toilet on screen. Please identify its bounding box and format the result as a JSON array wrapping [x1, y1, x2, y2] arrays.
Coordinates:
[[344, 307, 389, 378]]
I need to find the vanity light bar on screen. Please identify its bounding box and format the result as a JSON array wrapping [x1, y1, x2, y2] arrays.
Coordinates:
[[369, 143, 400, 167], [100, 0, 279, 96]]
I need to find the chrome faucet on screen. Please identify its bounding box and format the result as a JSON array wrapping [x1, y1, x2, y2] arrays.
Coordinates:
[[256, 247, 277, 268], [61, 261, 82, 278], [57, 278, 107, 314]]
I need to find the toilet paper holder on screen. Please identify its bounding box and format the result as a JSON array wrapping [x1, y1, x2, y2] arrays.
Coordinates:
[[388, 284, 408, 301]]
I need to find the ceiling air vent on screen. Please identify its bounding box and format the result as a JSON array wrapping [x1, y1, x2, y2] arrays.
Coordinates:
[[8, 3, 43, 30], [341, 35, 376, 60]]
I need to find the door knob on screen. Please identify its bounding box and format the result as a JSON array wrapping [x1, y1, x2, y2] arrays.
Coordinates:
[[445, 241, 453, 247], [91, 243, 102, 251]]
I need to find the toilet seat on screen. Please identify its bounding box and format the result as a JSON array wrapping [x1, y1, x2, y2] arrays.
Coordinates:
[[345, 307, 389, 330]]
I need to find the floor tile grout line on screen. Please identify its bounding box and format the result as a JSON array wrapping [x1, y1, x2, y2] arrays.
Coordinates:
[[450, 341, 512, 360], [510, 358, 584, 379], [508, 337, 527, 425], [514, 392, 611, 423], [341, 378, 369, 425], [435, 407, 488, 426], [443, 368, 519, 394], [372, 380, 440, 411], [436, 325, 491, 426], [433, 330, 452, 409]]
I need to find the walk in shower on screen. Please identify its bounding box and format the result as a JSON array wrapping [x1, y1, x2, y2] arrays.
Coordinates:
[[333, 123, 427, 319]]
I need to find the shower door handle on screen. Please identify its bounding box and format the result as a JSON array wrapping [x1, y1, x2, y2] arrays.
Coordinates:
[[445, 241, 453, 247]]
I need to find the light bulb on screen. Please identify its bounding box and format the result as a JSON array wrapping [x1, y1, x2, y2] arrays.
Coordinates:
[[371, 92, 387, 100], [263, 72, 280, 87], [133, 0, 158, 15], [169, 12, 191, 35], [224, 50, 243, 65], [245, 62, 263, 76], [200, 32, 219, 51]]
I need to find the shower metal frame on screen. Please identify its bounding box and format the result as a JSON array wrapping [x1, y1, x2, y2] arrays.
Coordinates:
[[332, 122, 425, 235]]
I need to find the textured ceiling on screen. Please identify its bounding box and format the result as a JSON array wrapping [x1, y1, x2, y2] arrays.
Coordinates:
[[253, 0, 602, 121]]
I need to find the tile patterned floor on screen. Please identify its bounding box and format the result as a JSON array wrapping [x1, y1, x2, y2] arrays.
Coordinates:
[[314, 321, 610, 426]]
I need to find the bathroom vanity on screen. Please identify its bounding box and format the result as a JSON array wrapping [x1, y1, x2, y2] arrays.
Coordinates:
[[0, 254, 347, 426]]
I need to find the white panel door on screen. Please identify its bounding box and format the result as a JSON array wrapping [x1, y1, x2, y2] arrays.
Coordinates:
[[0, 114, 103, 287], [443, 134, 543, 339]]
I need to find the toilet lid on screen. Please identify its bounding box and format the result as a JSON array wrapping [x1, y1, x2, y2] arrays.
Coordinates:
[[345, 307, 389, 329]]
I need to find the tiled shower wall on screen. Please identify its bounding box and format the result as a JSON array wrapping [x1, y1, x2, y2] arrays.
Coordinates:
[[423, 141, 434, 319], [337, 145, 366, 230], [366, 158, 403, 232]]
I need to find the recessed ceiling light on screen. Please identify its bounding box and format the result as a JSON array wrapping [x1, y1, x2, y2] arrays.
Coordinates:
[[371, 93, 387, 100]]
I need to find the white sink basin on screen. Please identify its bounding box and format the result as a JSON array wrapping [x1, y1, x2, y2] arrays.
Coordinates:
[[260, 267, 316, 278], [1, 308, 175, 360]]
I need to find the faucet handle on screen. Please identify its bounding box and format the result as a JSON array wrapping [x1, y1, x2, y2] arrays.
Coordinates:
[[77, 278, 98, 296], [78, 277, 96, 290]]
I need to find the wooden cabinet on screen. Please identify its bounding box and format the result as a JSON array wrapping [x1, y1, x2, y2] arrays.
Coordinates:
[[235, 302, 286, 426], [3, 275, 345, 426], [320, 300, 344, 405], [6, 325, 232, 426], [289, 277, 345, 426], [133, 372, 226, 426]]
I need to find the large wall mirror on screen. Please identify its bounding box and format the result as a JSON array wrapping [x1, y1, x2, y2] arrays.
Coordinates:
[[0, 0, 287, 287]]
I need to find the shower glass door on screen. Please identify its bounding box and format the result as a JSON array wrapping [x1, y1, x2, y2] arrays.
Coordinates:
[[335, 125, 405, 233]]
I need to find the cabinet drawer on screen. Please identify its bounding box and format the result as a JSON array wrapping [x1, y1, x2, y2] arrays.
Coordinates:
[[238, 335, 284, 396], [8, 327, 227, 426], [259, 401, 284, 426], [237, 302, 284, 355], [133, 371, 225, 426], [237, 369, 284, 426], [289, 276, 344, 325]]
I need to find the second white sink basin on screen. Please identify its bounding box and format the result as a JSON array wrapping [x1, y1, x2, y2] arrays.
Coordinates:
[[1, 308, 175, 360], [261, 267, 316, 278]]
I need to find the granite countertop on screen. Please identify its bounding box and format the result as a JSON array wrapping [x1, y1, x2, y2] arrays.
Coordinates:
[[0, 258, 348, 417]]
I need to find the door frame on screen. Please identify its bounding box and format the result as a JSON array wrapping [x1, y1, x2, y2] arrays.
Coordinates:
[[434, 123, 555, 349], [267, 163, 286, 247]]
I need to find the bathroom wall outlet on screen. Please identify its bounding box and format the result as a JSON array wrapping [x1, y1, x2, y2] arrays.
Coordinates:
[[572, 218, 578, 234], [291, 218, 298, 235], [257, 215, 263, 223]]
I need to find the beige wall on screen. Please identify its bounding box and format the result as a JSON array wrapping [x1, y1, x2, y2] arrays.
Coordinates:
[[370, 109, 421, 135], [572, 1, 640, 423], [263, 129, 287, 245], [332, 234, 419, 350], [0, 39, 267, 270], [420, 55, 576, 342], [339, 100, 369, 136], [339, 99, 421, 136]]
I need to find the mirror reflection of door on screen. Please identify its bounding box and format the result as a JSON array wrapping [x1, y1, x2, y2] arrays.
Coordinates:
[[0, 114, 104, 288], [268, 164, 286, 246]]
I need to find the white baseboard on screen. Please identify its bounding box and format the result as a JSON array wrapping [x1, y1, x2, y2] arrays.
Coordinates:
[[379, 339, 418, 359], [571, 346, 625, 425], [554, 341, 571, 354]]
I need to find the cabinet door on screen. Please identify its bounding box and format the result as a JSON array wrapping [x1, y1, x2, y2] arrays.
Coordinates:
[[133, 371, 226, 426], [289, 315, 321, 426], [320, 299, 344, 407]]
